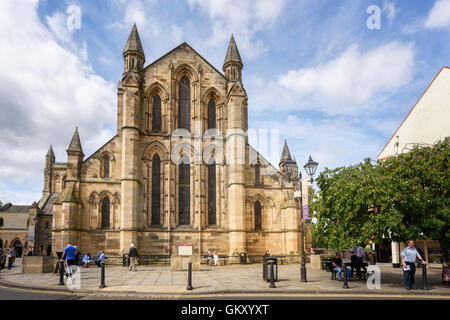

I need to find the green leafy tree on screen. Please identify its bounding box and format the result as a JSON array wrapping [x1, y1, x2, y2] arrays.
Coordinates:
[[311, 139, 449, 263]]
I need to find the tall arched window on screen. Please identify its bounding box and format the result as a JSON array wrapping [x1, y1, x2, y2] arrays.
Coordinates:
[[151, 154, 161, 226], [103, 156, 110, 179], [179, 76, 190, 130], [178, 158, 190, 225], [207, 162, 216, 225], [0, 218, 3, 228], [254, 201, 262, 230], [101, 197, 110, 229], [152, 94, 161, 132], [207, 98, 216, 129]]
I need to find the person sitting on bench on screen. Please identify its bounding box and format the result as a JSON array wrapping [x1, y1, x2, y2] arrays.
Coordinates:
[[205, 251, 213, 266], [331, 252, 350, 281], [213, 251, 220, 266]]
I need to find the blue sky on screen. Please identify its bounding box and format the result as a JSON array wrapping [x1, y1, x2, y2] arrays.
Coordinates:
[[0, 0, 449, 204]]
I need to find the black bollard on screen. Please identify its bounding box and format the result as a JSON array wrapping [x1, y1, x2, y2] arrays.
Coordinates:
[[99, 262, 106, 288], [59, 260, 65, 286], [422, 264, 430, 290], [269, 262, 276, 288], [342, 263, 349, 289], [187, 262, 193, 290], [7, 257, 12, 270]]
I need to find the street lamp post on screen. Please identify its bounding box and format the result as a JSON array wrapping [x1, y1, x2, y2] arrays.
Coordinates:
[[295, 171, 307, 282], [289, 155, 319, 283]]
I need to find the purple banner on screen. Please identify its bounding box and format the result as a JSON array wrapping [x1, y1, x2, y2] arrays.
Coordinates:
[[302, 204, 309, 220]]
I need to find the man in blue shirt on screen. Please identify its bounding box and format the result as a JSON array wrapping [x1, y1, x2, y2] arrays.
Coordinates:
[[61, 241, 77, 277], [95, 250, 105, 267], [401, 240, 427, 290]]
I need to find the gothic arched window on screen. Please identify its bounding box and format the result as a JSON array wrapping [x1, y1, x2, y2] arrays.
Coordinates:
[[178, 159, 190, 225], [254, 201, 262, 230], [103, 155, 110, 179], [179, 76, 190, 131], [101, 197, 110, 229], [207, 162, 216, 225], [207, 98, 216, 129], [152, 94, 161, 132], [151, 154, 161, 226]]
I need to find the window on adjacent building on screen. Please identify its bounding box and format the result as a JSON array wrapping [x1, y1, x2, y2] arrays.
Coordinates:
[[178, 159, 190, 225], [0, 217, 3, 228], [179, 76, 190, 130], [207, 98, 216, 129], [152, 94, 161, 132], [101, 197, 110, 229], [207, 162, 216, 225], [254, 201, 262, 230], [151, 154, 161, 226]]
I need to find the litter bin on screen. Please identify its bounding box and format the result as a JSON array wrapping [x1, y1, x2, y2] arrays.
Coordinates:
[[240, 252, 247, 264], [263, 257, 278, 282], [122, 254, 130, 267]]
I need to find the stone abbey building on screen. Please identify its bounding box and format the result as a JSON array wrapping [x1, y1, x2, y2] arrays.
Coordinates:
[[39, 25, 305, 263]]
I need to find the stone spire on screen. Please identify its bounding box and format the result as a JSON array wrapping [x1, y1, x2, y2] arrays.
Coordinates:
[[46, 145, 55, 159], [66, 127, 84, 156], [223, 34, 243, 81], [279, 140, 293, 165], [224, 34, 243, 67], [122, 23, 145, 76], [123, 23, 144, 56]]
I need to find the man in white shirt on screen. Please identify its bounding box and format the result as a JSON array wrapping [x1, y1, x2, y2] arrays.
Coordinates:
[[401, 240, 427, 290]]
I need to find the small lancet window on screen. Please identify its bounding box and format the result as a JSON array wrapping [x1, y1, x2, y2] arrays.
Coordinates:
[[103, 155, 110, 179]]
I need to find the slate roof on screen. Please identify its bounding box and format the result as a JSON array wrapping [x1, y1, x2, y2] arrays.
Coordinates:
[[0, 204, 31, 213]]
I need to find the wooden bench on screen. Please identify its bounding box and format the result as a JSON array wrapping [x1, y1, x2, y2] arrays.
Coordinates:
[[203, 255, 229, 266], [323, 261, 338, 279], [273, 256, 286, 265], [139, 255, 170, 265]]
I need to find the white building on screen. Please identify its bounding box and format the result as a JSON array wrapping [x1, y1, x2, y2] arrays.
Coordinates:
[[378, 66, 450, 266]]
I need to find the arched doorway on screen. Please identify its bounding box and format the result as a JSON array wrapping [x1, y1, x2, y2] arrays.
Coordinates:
[[13, 240, 23, 257]]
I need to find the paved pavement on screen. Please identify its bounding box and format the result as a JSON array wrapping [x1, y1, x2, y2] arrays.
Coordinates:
[[0, 259, 449, 298]]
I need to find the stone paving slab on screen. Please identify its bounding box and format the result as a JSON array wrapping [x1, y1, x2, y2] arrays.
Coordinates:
[[1, 259, 449, 297]]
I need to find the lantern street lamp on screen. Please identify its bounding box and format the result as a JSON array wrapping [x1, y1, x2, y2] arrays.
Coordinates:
[[303, 155, 319, 183]]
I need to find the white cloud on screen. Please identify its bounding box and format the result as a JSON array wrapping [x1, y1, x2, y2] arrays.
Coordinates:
[[425, 0, 450, 29], [0, 0, 116, 203], [277, 41, 415, 114], [383, 1, 397, 23], [187, 0, 287, 59]]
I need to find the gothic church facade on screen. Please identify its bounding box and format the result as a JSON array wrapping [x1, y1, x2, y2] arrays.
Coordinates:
[[39, 25, 304, 262]]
